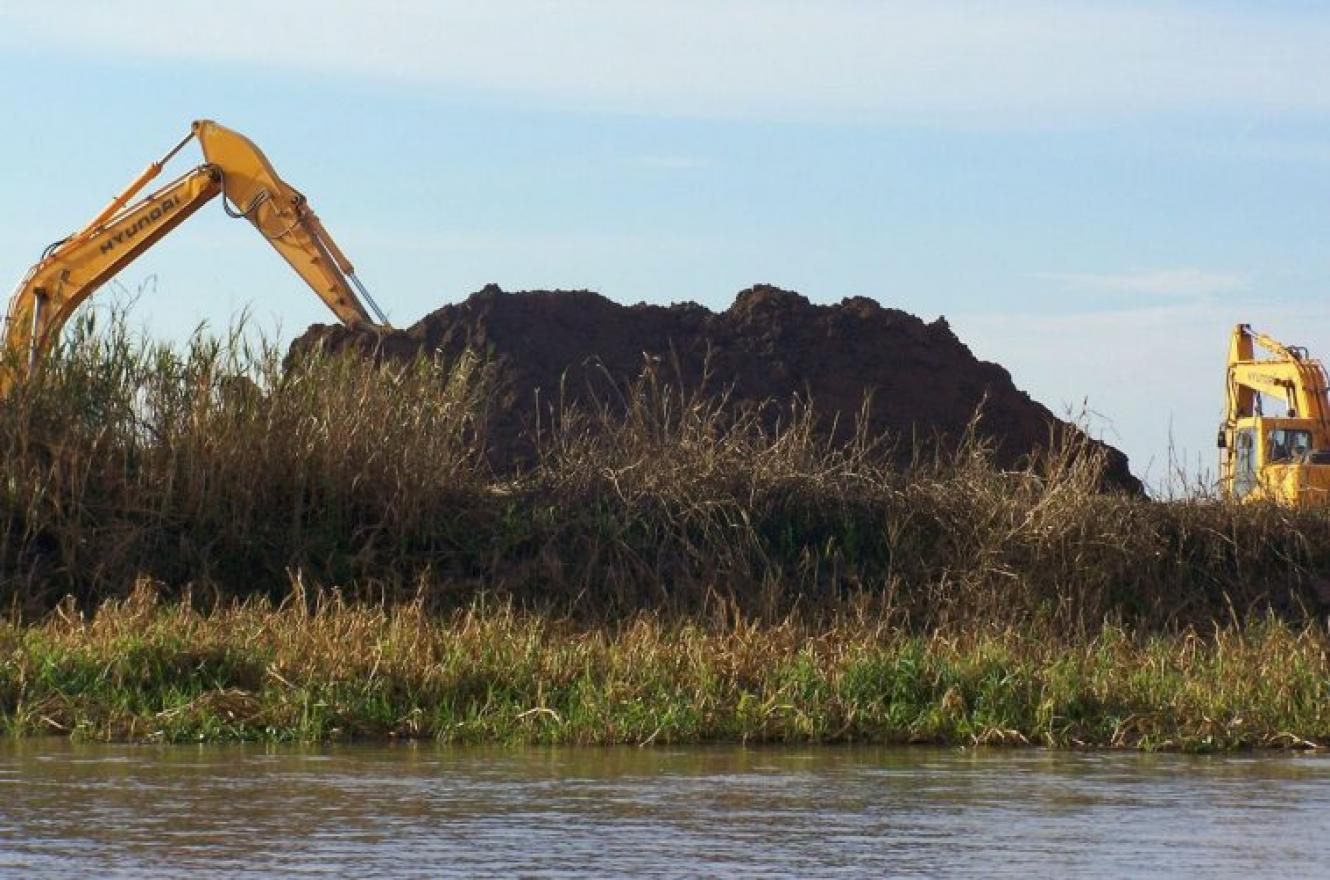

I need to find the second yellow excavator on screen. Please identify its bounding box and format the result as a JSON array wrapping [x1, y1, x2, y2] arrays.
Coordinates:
[[2, 119, 387, 395], [1219, 323, 1330, 506]]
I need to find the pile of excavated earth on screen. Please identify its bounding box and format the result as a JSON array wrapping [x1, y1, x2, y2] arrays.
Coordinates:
[[290, 284, 1140, 492]]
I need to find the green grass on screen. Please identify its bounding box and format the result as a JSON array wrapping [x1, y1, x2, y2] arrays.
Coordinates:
[[2, 584, 1329, 750]]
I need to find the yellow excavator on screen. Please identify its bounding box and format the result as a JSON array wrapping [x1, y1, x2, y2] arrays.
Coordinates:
[[2, 119, 387, 394], [1219, 323, 1330, 506]]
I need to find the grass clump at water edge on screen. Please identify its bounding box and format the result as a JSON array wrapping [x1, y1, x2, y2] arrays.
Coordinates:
[[3, 582, 1329, 752]]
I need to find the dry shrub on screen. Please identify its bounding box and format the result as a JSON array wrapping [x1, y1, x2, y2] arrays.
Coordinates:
[[0, 314, 1327, 632]]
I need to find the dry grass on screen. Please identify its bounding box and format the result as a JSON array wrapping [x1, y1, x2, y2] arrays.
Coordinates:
[[0, 311, 1325, 635]]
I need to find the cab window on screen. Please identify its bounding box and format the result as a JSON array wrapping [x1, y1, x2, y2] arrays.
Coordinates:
[[1265, 428, 1313, 463], [1234, 428, 1257, 498]]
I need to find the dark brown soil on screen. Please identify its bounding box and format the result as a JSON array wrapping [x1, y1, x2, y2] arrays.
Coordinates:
[[289, 284, 1141, 492]]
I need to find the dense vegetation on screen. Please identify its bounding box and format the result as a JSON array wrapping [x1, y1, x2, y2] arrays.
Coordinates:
[[4, 586, 1328, 751], [1, 313, 1329, 748]]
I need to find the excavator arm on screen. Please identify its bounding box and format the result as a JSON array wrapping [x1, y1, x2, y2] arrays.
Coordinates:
[[2, 119, 385, 394], [1225, 324, 1330, 423], [192, 120, 385, 329]]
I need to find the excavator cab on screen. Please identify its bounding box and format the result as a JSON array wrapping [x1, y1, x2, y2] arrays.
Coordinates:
[[1221, 414, 1330, 505]]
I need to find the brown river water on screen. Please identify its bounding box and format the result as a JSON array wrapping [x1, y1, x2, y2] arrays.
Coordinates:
[[0, 742, 1326, 877]]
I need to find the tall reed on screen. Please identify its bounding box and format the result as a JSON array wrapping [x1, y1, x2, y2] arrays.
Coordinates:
[[0, 312, 1326, 631]]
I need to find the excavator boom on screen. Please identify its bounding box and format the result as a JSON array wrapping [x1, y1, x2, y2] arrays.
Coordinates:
[[1226, 324, 1330, 424], [2, 119, 384, 394], [3, 167, 223, 391]]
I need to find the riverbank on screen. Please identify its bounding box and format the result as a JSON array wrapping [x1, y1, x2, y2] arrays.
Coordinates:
[[3, 584, 1327, 751], [3, 319, 1330, 750]]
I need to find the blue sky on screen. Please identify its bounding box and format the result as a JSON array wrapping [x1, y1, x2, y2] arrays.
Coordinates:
[[5, 1, 1330, 490]]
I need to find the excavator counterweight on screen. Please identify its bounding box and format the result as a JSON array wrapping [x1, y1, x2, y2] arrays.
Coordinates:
[[1, 119, 385, 395]]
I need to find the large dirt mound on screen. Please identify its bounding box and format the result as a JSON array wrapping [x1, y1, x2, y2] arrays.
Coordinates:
[[290, 284, 1141, 492]]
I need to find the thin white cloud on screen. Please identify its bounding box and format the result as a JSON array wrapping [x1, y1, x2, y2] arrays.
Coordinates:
[[1036, 268, 1248, 297], [5, 2, 1330, 125], [334, 226, 707, 256], [631, 156, 714, 171]]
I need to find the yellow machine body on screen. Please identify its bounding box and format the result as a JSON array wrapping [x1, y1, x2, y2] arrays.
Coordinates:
[[1220, 324, 1330, 506], [2, 119, 385, 394]]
